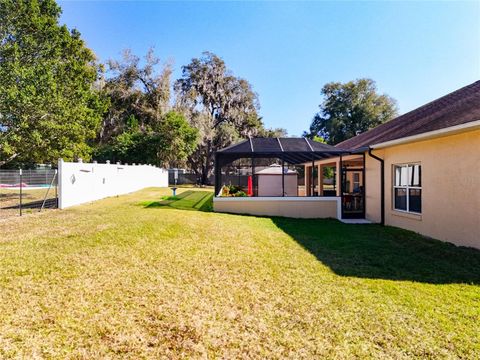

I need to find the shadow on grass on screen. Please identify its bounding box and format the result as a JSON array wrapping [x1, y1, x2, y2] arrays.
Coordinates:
[[2, 198, 57, 210], [140, 191, 213, 212], [271, 217, 480, 285]]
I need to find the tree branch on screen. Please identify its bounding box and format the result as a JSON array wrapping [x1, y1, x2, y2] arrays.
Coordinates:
[[0, 153, 19, 167]]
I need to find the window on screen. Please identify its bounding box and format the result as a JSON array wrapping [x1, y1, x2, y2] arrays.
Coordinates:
[[393, 164, 421, 213], [353, 173, 360, 192]]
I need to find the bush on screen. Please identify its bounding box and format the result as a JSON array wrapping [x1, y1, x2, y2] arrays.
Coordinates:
[[221, 185, 247, 197], [233, 191, 247, 197]]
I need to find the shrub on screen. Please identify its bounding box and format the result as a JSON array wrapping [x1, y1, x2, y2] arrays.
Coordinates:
[[221, 185, 247, 197]]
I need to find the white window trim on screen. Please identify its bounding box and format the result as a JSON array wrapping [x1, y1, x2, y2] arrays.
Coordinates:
[[393, 163, 422, 214]]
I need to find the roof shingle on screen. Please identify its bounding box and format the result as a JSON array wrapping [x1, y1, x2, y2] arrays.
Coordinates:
[[336, 80, 480, 150]]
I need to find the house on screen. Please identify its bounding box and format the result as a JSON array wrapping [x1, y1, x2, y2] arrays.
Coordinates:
[[213, 81, 480, 249]]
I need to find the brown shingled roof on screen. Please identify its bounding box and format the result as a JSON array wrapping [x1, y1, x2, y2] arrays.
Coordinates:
[[336, 80, 480, 150]]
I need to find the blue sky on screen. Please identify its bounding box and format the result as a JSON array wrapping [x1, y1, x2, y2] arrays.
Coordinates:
[[59, 1, 479, 136]]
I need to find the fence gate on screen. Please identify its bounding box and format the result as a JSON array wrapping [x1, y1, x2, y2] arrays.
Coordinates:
[[0, 169, 58, 219]]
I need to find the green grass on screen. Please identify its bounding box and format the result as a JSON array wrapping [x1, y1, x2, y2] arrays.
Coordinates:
[[160, 195, 180, 201], [0, 187, 479, 358], [140, 190, 213, 211]]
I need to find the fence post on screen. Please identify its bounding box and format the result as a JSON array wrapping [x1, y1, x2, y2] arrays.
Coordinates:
[[58, 159, 63, 209], [19, 169, 23, 216], [55, 169, 58, 208]]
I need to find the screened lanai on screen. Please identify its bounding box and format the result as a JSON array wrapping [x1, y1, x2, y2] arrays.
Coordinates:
[[214, 137, 367, 220], [215, 137, 348, 197]]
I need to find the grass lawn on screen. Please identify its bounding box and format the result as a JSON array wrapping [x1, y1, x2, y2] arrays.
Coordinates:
[[0, 187, 479, 358]]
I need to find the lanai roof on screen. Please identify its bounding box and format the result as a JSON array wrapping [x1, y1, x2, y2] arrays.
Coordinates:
[[216, 137, 347, 166]]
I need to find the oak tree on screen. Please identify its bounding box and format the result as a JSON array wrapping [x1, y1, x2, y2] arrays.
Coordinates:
[[306, 79, 397, 145], [0, 0, 106, 167]]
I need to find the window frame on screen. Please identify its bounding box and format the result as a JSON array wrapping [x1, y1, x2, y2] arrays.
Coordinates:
[[392, 163, 422, 214]]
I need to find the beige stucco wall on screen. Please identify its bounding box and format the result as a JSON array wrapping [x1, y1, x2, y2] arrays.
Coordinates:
[[365, 154, 382, 223], [367, 129, 480, 249], [214, 198, 340, 219]]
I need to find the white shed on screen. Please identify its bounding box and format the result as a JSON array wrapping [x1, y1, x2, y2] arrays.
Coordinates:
[[255, 164, 298, 197]]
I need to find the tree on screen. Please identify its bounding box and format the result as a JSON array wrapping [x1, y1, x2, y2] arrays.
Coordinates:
[[175, 52, 263, 184], [260, 127, 288, 138], [305, 79, 398, 145], [0, 0, 107, 167], [94, 111, 198, 167], [95, 49, 198, 167], [98, 48, 172, 143]]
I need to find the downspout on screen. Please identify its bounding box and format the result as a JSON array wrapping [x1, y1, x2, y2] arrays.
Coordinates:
[[367, 148, 385, 225]]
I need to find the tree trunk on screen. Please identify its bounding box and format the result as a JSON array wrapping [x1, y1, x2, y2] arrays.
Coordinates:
[[200, 170, 208, 185], [200, 140, 213, 185]]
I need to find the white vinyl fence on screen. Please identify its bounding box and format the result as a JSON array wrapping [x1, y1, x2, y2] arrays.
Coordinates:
[[58, 159, 168, 209]]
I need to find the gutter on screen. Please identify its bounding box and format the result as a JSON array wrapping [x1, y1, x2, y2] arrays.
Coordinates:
[[349, 146, 369, 154], [367, 148, 385, 225]]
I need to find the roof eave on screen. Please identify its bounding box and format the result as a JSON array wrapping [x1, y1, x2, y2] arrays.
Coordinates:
[[370, 119, 480, 150]]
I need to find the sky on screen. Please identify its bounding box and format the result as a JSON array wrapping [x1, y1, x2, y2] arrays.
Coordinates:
[[59, 1, 480, 136]]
